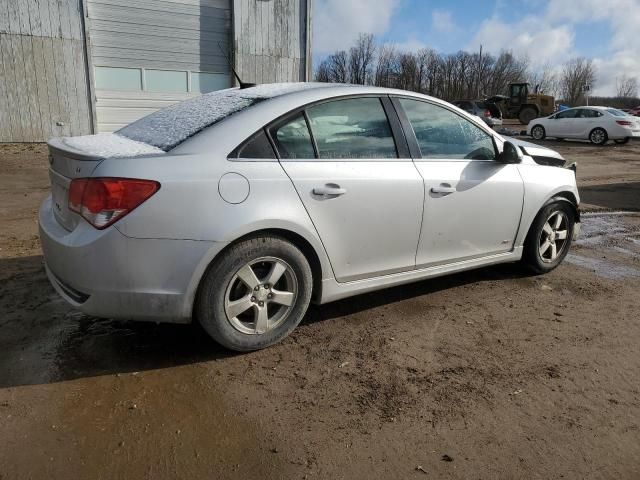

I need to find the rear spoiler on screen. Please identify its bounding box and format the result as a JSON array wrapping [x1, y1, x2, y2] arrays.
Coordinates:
[[48, 137, 105, 161]]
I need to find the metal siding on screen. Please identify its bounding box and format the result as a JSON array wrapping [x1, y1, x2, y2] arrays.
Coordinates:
[[0, 0, 92, 142]]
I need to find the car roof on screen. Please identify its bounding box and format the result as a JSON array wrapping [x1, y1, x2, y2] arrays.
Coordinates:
[[169, 82, 496, 156], [563, 106, 605, 110]]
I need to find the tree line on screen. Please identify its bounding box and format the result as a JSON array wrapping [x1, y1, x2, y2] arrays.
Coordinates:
[[315, 34, 639, 107]]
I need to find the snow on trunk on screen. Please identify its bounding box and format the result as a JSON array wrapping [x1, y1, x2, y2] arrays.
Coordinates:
[[62, 133, 165, 159]]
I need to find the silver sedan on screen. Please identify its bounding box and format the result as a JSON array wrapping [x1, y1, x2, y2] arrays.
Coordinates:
[[40, 83, 581, 351]]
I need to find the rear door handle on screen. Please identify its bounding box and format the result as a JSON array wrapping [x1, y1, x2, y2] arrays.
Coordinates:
[[430, 185, 456, 194], [313, 184, 347, 196]]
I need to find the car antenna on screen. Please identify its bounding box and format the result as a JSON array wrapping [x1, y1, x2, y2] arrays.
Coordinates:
[[218, 43, 256, 89]]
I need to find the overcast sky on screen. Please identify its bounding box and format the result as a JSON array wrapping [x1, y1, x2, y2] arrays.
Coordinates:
[[313, 0, 640, 96]]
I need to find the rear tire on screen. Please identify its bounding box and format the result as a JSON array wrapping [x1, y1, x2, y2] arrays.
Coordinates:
[[522, 201, 575, 274], [196, 235, 313, 351], [519, 107, 538, 125], [589, 128, 608, 145], [614, 137, 630, 145], [531, 125, 546, 140]]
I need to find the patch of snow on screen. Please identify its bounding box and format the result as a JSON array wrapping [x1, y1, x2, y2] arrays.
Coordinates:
[[62, 133, 165, 158], [117, 82, 339, 151]]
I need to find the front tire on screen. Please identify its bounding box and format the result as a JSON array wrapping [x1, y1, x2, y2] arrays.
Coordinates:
[[196, 235, 313, 351], [522, 201, 575, 274], [589, 128, 608, 145], [531, 125, 546, 140], [519, 107, 538, 125]]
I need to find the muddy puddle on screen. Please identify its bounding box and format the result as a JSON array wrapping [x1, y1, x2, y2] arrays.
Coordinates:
[[566, 211, 640, 279]]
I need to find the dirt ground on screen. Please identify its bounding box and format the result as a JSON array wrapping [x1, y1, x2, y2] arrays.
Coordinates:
[[1, 138, 639, 479]]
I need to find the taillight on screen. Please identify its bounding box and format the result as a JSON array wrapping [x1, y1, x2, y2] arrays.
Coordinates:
[[484, 109, 491, 117], [616, 120, 633, 126], [68, 178, 160, 229]]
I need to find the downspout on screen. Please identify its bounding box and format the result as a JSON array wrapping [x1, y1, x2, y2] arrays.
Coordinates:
[[305, 0, 313, 81], [80, 0, 98, 133]]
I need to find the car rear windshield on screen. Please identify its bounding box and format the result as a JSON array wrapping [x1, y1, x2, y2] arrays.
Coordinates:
[[117, 83, 333, 151], [607, 108, 629, 117]]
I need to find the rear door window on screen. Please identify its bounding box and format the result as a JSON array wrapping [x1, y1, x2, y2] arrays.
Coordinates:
[[306, 97, 398, 159], [398, 98, 496, 160]]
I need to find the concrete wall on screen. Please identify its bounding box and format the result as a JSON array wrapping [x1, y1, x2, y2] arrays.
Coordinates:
[[0, 0, 93, 142]]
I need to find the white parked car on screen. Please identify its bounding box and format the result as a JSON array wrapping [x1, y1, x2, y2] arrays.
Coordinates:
[[39, 83, 581, 351], [528, 106, 640, 145]]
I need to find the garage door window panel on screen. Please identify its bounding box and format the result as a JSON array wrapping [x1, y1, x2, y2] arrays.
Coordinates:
[[399, 99, 496, 160], [306, 98, 398, 159]]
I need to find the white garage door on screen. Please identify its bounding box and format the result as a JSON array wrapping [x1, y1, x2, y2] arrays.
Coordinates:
[[86, 0, 232, 132]]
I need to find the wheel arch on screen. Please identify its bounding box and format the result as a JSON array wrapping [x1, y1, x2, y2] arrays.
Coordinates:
[[190, 227, 327, 322], [522, 192, 580, 245], [531, 123, 546, 138]]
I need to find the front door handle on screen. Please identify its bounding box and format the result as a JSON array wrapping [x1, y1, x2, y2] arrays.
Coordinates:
[[313, 184, 347, 196], [430, 185, 456, 194]]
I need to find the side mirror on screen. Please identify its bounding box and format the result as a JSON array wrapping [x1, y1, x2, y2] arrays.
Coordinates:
[[497, 140, 523, 164]]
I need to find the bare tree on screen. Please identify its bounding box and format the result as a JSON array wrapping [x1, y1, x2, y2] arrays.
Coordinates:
[[616, 74, 639, 98], [315, 36, 532, 102], [348, 33, 376, 85], [529, 64, 559, 97], [315, 59, 331, 83], [317, 50, 349, 83], [374, 44, 397, 88], [559, 58, 596, 106]]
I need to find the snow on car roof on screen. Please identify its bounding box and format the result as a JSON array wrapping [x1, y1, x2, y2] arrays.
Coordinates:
[[117, 83, 336, 152]]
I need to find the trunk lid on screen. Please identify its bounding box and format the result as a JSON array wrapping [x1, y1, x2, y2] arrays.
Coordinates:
[[47, 138, 104, 231]]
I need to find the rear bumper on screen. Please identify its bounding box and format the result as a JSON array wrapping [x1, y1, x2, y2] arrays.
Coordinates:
[[39, 195, 226, 323]]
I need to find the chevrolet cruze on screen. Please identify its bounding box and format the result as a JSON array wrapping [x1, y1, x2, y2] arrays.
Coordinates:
[[40, 83, 581, 351]]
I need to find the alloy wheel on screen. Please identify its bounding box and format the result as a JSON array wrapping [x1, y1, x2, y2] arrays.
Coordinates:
[[532, 126, 544, 140], [224, 257, 298, 335], [538, 211, 569, 263], [590, 129, 606, 145]]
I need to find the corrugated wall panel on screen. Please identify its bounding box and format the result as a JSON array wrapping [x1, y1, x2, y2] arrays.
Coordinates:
[[0, 0, 92, 142]]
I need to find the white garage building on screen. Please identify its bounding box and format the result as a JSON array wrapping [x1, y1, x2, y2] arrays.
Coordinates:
[[0, 0, 312, 142]]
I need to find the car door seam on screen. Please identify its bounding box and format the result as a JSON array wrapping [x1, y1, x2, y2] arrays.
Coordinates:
[[276, 159, 339, 282], [389, 96, 425, 267]]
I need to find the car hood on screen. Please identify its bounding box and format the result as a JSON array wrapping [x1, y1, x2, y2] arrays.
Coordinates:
[[509, 138, 567, 167]]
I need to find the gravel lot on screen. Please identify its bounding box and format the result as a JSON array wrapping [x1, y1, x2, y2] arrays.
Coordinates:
[[1, 138, 639, 479]]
